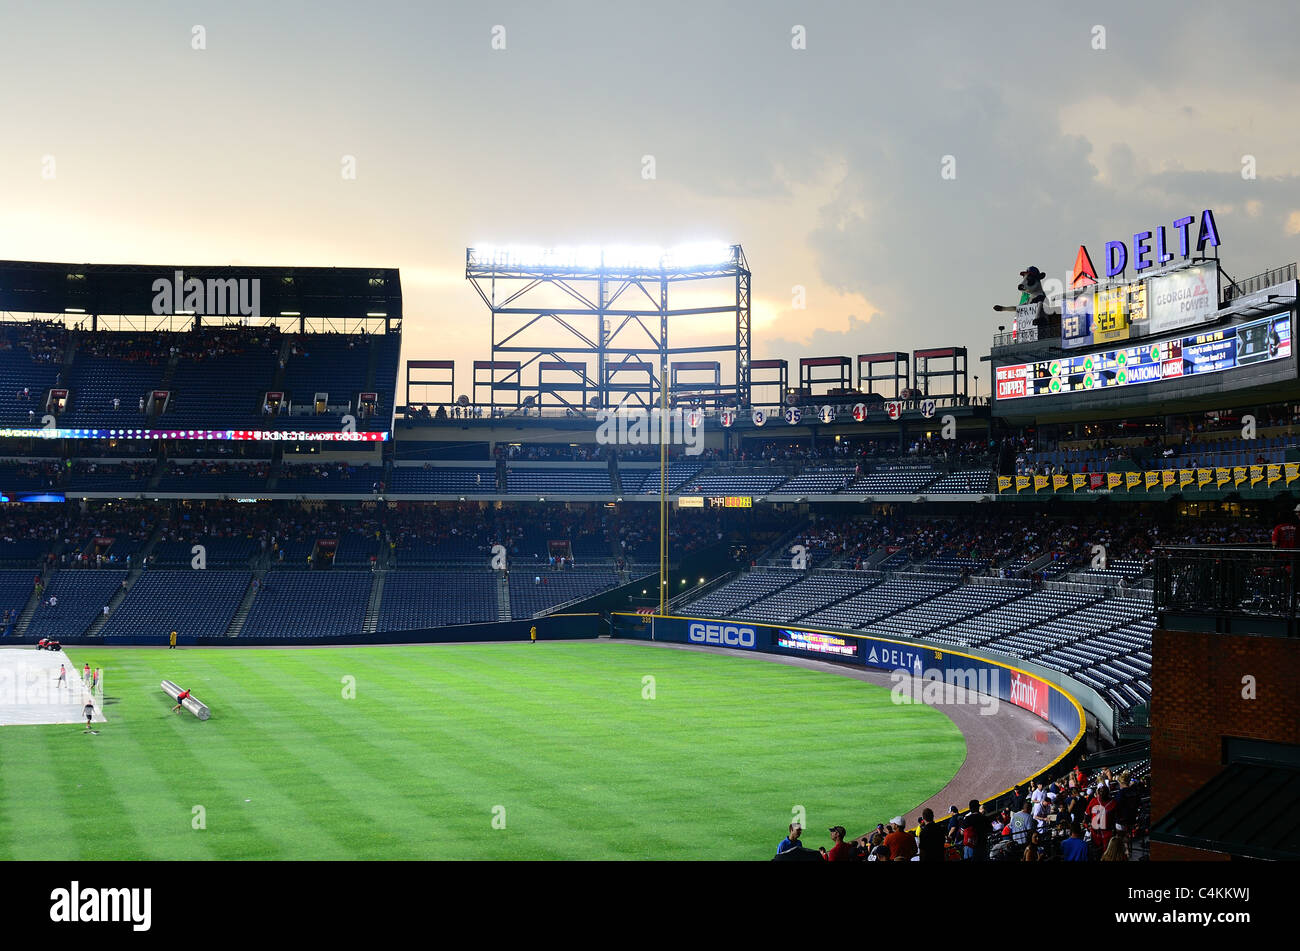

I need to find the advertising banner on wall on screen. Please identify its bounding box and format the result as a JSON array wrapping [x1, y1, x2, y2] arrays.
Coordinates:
[[1148, 264, 1220, 334], [1009, 669, 1051, 718]]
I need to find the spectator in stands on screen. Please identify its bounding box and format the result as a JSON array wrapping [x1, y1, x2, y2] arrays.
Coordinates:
[[776, 821, 803, 855], [1010, 798, 1034, 850], [1271, 504, 1300, 549], [1023, 831, 1044, 863], [944, 805, 962, 844], [917, 808, 946, 862], [1100, 836, 1129, 862], [961, 800, 992, 861], [819, 826, 850, 861], [883, 817, 917, 861], [1061, 822, 1089, 861], [1086, 786, 1117, 855]]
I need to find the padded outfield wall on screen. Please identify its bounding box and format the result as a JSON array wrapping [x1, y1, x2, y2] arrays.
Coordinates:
[[611, 612, 1089, 798], [23, 613, 605, 647]]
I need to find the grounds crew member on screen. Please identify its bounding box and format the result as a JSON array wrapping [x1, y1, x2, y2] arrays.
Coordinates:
[[171, 687, 193, 714], [83, 701, 95, 732], [169, 630, 177, 649], [530, 625, 537, 645]]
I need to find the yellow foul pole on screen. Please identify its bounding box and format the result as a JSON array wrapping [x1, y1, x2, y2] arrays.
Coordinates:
[[659, 361, 668, 615]]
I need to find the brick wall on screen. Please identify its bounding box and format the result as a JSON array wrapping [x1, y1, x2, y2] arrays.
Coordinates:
[[1151, 627, 1300, 857]]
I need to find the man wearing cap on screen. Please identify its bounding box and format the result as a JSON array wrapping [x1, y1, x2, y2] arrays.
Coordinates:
[[820, 826, 851, 861], [883, 816, 917, 861], [776, 822, 804, 855]]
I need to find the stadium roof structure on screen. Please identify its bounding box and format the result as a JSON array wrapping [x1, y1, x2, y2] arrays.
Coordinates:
[[1150, 761, 1300, 860], [0, 260, 402, 332]]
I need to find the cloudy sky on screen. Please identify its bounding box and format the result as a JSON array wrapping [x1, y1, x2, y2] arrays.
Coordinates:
[[2, 0, 1298, 402]]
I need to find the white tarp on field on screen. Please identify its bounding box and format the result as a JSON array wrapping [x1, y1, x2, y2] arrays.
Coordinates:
[[0, 648, 106, 726]]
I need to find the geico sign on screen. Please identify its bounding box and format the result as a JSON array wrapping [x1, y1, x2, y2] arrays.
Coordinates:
[[688, 622, 756, 648]]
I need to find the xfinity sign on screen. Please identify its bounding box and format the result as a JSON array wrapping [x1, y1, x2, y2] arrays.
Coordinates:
[[688, 622, 757, 649]]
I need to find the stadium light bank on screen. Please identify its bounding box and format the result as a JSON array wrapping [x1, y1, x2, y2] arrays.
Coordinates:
[[467, 242, 736, 271]]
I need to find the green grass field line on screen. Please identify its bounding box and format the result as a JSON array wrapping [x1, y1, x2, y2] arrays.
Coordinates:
[[0, 642, 965, 860]]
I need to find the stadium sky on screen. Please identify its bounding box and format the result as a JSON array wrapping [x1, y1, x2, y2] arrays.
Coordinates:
[[3, 0, 1299, 403]]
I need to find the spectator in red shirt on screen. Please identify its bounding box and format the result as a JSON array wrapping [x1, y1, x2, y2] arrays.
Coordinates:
[[883, 816, 918, 861], [1272, 504, 1300, 549], [1087, 785, 1118, 854], [820, 826, 850, 861]]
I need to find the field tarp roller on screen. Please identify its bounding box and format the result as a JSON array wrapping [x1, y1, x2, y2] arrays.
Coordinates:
[[161, 679, 210, 720]]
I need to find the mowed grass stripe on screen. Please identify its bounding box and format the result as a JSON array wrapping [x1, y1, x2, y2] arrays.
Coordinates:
[[0, 643, 964, 859], [191, 652, 436, 859], [219, 649, 568, 859]]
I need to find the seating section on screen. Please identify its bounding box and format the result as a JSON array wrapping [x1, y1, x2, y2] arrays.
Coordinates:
[[631, 461, 705, 494], [63, 461, 157, 493], [1075, 557, 1149, 583], [508, 568, 618, 617], [0, 540, 47, 568], [767, 466, 856, 496], [333, 532, 381, 568], [0, 461, 61, 492], [26, 570, 127, 637], [0, 324, 64, 427], [242, 570, 373, 637], [167, 349, 278, 429], [505, 467, 612, 495], [377, 570, 498, 630], [101, 570, 250, 638], [867, 582, 1027, 639], [682, 567, 1158, 718], [735, 572, 876, 624], [277, 463, 382, 495], [843, 466, 939, 494], [680, 471, 790, 496], [389, 466, 498, 494], [0, 570, 36, 628], [807, 574, 956, 628], [62, 355, 166, 428], [280, 336, 370, 425], [152, 537, 257, 567], [682, 569, 801, 617], [924, 469, 993, 493], [157, 461, 271, 494]]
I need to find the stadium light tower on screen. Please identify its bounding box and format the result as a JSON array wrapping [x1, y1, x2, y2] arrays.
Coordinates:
[[465, 243, 752, 410]]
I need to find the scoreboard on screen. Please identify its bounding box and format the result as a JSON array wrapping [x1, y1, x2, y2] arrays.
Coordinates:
[[996, 312, 1291, 401], [1091, 280, 1147, 345]]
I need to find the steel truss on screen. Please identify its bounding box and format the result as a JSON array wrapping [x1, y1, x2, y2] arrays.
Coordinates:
[[465, 245, 752, 410]]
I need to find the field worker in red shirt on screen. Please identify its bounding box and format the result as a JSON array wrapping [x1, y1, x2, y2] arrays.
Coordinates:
[[171, 687, 192, 714]]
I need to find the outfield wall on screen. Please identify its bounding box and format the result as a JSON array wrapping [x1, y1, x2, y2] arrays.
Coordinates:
[[611, 612, 1089, 801], [22, 613, 605, 648]]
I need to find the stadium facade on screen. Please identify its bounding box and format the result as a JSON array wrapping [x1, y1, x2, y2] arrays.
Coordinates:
[[3, 218, 1299, 858]]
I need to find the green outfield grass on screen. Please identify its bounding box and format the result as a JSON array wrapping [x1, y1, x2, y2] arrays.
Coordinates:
[[0, 641, 964, 860]]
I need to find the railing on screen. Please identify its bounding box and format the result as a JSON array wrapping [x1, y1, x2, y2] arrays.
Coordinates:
[[1223, 262, 1297, 302], [1154, 545, 1299, 629]]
